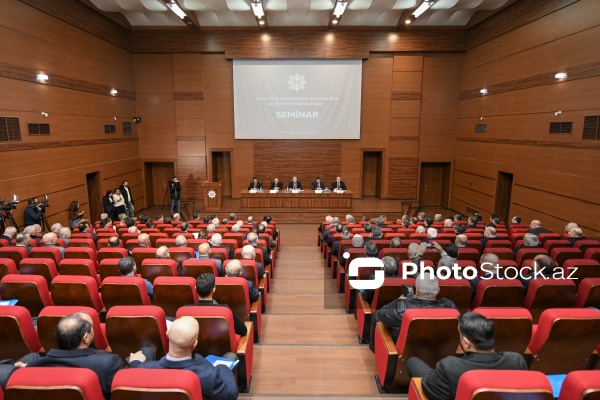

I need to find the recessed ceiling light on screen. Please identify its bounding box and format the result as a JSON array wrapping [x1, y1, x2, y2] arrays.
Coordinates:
[[110, 89, 118, 95], [554, 72, 567, 79], [480, 88, 488, 95], [405, 19, 412, 24], [36, 74, 48, 82], [259, 20, 265, 25], [332, 19, 338, 24]]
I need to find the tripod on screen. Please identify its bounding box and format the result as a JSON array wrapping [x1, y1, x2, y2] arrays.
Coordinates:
[[161, 183, 170, 210], [40, 212, 51, 232], [0, 211, 19, 232]]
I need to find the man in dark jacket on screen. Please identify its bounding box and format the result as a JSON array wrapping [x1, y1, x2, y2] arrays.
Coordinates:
[[407, 312, 528, 400], [169, 177, 181, 217], [129, 316, 238, 400], [369, 272, 457, 351]]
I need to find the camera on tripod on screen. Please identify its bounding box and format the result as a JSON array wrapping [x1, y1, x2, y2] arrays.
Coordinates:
[[0, 195, 19, 213], [34, 195, 50, 212]]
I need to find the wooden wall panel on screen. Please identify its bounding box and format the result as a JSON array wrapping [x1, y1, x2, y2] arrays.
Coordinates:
[[392, 72, 423, 92], [178, 157, 206, 201], [390, 119, 420, 137], [388, 158, 418, 199], [393, 54, 423, 71], [391, 100, 421, 118]]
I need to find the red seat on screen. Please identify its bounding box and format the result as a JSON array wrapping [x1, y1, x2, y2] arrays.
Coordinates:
[[471, 278, 525, 309], [100, 276, 151, 310], [98, 258, 122, 282], [523, 278, 577, 323], [558, 370, 600, 400], [64, 247, 97, 264], [464, 240, 482, 254], [437, 278, 471, 313], [153, 276, 198, 318], [457, 247, 480, 263], [483, 247, 514, 260], [528, 308, 600, 374], [472, 307, 532, 354], [169, 247, 195, 264], [71, 232, 94, 240], [106, 305, 169, 362], [453, 370, 553, 399], [30, 246, 63, 265], [485, 239, 512, 248], [0, 305, 43, 361], [0, 247, 29, 268], [50, 275, 104, 312], [562, 259, 600, 283], [177, 305, 254, 391], [68, 238, 98, 252], [550, 247, 582, 268], [537, 232, 561, 245], [58, 259, 101, 286], [543, 239, 572, 254], [573, 239, 600, 254], [214, 276, 262, 344], [375, 308, 460, 390], [6, 367, 104, 400], [97, 247, 129, 262], [17, 257, 58, 287], [584, 247, 600, 262], [515, 248, 548, 267], [0, 274, 53, 316], [573, 277, 600, 308], [149, 233, 168, 247], [140, 258, 178, 284], [155, 238, 177, 248], [96, 238, 124, 249], [38, 305, 108, 351], [181, 258, 219, 278], [378, 248, 409, 265], [111, 369, 203, 400], [131, 247, 157, 267], [0, 258, 18, 280]]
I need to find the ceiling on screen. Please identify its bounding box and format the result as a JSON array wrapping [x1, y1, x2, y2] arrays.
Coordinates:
[[85, 0, 518, 29]]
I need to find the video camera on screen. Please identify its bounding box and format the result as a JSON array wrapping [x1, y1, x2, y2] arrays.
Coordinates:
[[0, 195, 19, 213], [33, 195, 50, 212]]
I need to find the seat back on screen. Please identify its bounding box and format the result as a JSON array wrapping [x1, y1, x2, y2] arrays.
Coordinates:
[[437, 279, 472, 312], [558, 370, 600, 400], [516, 248, 548, 267], [131, 248, 157, 267], [455, 370, 553, 400], [30, 247, 63, 265], [98, 258, 122, 282], [58, 259, 100, 286], [529, 308, 600, 374], [0, 305, 42, 361], [371, 278, 415, 312], [176, 305, 238, 357], [523, 278, 577, 323], [153, 276, 198, 318], [106, 305, 168, 362], [0, 257, 18, 280], [50, 275, 103, 312], [149, 233, 168, 247], [169, 247, 195, 264], [98, 247, 128, 262], [64, 247, 97, 263], [0, 247, 29, 268], [68, 238, 97, 252], [550, 247, 583, 268], [471, 279, 525, 309], [100, 276, 151, 310], [17, 257, 58, 287], [214, 277, 251, 322], [457, 247, 481, 263], [140, 258, 177, 284], [563, 259, 600, 283], [472, 307, 533, 354], [0, 274, 53, 316], [573, 277, 600, 308], [5, 367, 104, 400], [181, 259, 218, 278], [378, 248, 409, 265], [37, 306, 108, 351], [111, 369, 203, 400]]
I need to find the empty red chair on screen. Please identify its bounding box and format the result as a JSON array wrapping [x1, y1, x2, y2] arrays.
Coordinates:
[[177, 305, 253, 391], [153, 276, 198, 318], [71, 232, 94, 239], [64, 246, 97, 263], [214, 276, 262, 344], [111, 369, 203, 400], [30, 246, 63, 265], [562, 259, 600, 283], [485, 239, 512, 248], [573, 239, 600, 254], [0, 305, 43, 361], [516, 248, 548, 267], [457, 247, 480, 263], [169, 247, 195, 264], [585, 247, 600, 262], [543, 239, 571, 254], [58, 259, 101, 286], [106, 305, 168, 362], [483, 247, 514, 260], [538, 232, 561, 245], [149, 233, 168, 247], [471, 279, 525, 309], [100, 276, 151, 310], [472, 307, 532, 354], [558, 370, 600, 400], [98, 247, 128, 262], [550, 247, 582, 268], [131, 247, 157, 267], [68, 238, 98, 252], [50, 275, 104, 312], [573, 277, 600, 308], [0, 247, 29, 268], [98, 258, 122, 282], [0, 274, 53, 316], [181, 258, 219, 278], [523, 278, 577, 323], [455, 370, 553, 399], [375, 308, 460, 390], [140, 258, 178, 284], [528, 308, 600, 374], [0, 258, 17, 280], [17, 257, 58, 286], [38, 305, 108, 351], [5, 367, 104, 400], [437, 278, 471, 313]]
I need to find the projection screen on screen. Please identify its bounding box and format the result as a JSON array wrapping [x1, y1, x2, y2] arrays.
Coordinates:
[[233, 59, 362, 140]]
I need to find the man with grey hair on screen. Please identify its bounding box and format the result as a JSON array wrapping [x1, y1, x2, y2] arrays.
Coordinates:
[[455, 234, 468, 248], [440, 218, 454, 232], [416, 226, 426, 234], [369, 272, 458, 351], [206, 224, 216, 233], [371, 226, 383, 240], [14, 233, 33, 255], [361, 256, 398, 305], [408, 242, 427, 264], [480, 226, 500, 250], [225, 259, 260, 303], [567, 227, 585, 246], [346, 214, 355, 224], [513, 233, 539, 258], [42, 232, 65, 257], [138, 233, 151, 248], [210, 233, 232, 259], [211, 217, 220, 227], [247, 232, 271, 268], [375, 217, 385, 228], [241, 244, 264, 278], [50, 223, 62, 235], [174, 235, 187, 248], [340, 234, 364, 268], [426, 227, 438, 241], [0, 226, 17, 245], [321, 216, 341, 241], [434, 214, 443, 223], [564, 222, 578, 236]]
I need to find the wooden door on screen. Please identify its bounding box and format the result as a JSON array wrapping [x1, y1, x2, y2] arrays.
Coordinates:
[[86, 172, 101, 222], [362, 151, 383, 197], [494, 172, 513, 223], [212, 152, 232, 196], [419, 163, 450, 207], [145, 162, 175, 207]]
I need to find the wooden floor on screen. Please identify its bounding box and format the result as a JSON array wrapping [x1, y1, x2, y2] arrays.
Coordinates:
[[239, 224, 404, 399]]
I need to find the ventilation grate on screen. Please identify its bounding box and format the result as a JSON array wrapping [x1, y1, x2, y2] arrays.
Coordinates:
[[122, 121, 132, 137], [104, 124, 116, 134], [28, 123, 50, 135], [0, 117, 21, 141], [582, 115, 599, 140], [475, 123, 487, 133], [549, 121, 572, 134]]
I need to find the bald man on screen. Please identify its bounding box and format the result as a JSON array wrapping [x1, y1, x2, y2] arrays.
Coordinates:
[[130, 316, 238, 400], [567, 227, 585, 246], [42, 232, 65, 257], [528, 220, 551, 236], [225, 259, 260, 303], [198, 242, 223, 275]]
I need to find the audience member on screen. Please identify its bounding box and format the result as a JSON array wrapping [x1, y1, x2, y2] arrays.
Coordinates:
[[528, 220, 551, 236], [210, 233, 232, 259], [241, 244, 264, 278], [513, 233, 539, 258], [118, 257, 153, 300], [0, 226, 17, 244], [361, 256, 398, 304], [225, 259, 260, 303], [42, 232, 65, 257]]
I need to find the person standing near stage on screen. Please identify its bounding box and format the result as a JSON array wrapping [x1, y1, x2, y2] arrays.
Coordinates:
[[169, 177, 182, 217], [69, 201, 85, 230], [119, 181, 135, 218], [112, 189, 126, 219]]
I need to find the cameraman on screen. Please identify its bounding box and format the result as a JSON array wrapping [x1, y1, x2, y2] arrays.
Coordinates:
[[23, 198, 44, 226], [169, 177, 181, 217]]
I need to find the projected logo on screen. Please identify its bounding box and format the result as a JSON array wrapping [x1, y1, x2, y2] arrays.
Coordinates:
[[287, 74, 306, 91]]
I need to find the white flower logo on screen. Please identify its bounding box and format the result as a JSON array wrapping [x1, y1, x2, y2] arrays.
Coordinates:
[[208, 190, 217, 199], [288, 74, 306, 91]]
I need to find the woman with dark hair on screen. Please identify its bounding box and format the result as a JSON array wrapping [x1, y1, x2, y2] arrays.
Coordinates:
[[69, 201, 84, 230], [112, 188, 126, 220], [103, 190, 115, 220]]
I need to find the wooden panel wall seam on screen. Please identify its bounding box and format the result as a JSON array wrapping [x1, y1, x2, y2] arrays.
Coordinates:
[[457, 136, 600, 150], [0, 137, 139, 152]]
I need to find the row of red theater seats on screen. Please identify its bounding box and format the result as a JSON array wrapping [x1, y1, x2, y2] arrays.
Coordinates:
[[371, 307, 600, 392], [0, 303, 253, 392]]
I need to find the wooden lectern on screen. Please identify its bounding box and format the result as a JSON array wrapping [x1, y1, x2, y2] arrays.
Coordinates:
[[201, 181, 223, 211]]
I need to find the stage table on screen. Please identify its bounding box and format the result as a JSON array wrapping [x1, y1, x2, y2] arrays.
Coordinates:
[[240, 190, 353, 210]]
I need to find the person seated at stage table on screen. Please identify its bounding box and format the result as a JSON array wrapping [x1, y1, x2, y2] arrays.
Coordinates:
[[331, 176, 347, 190], [312, 177, 327, 190], [287, 176, 302, 190], [270, 177, 283, 190], [248, 177, 263, 190]]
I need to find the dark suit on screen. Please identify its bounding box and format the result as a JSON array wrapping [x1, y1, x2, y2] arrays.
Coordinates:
[[24, 348, 123, 400], [254, 245, 271, 266], [210, 244, 233, 259], [287, 180, 302, 190], [528, 227, 551, 236], [131, 355, 238, 400], [193, 300, 248, 336], [247, 181, 263, 190], [331, 180, 347, 190], [480, 236, 502, 250], [414, 352, 528, 400], [312, 181, 326, 190], [0, 234, 12, 245], [247, 280, 260, 303], [270, 181, 283, 190]]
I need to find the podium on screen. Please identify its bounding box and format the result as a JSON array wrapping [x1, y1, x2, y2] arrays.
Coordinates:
[[201, 181, 223, 211]]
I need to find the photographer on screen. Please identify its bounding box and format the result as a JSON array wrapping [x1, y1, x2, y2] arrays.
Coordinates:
[[69, 201, 85, 230], [23, 198, 43, 226], [169, 177, 181, 217]]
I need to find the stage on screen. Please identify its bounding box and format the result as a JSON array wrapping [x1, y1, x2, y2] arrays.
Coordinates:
[[240, 189, 353, 210]]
